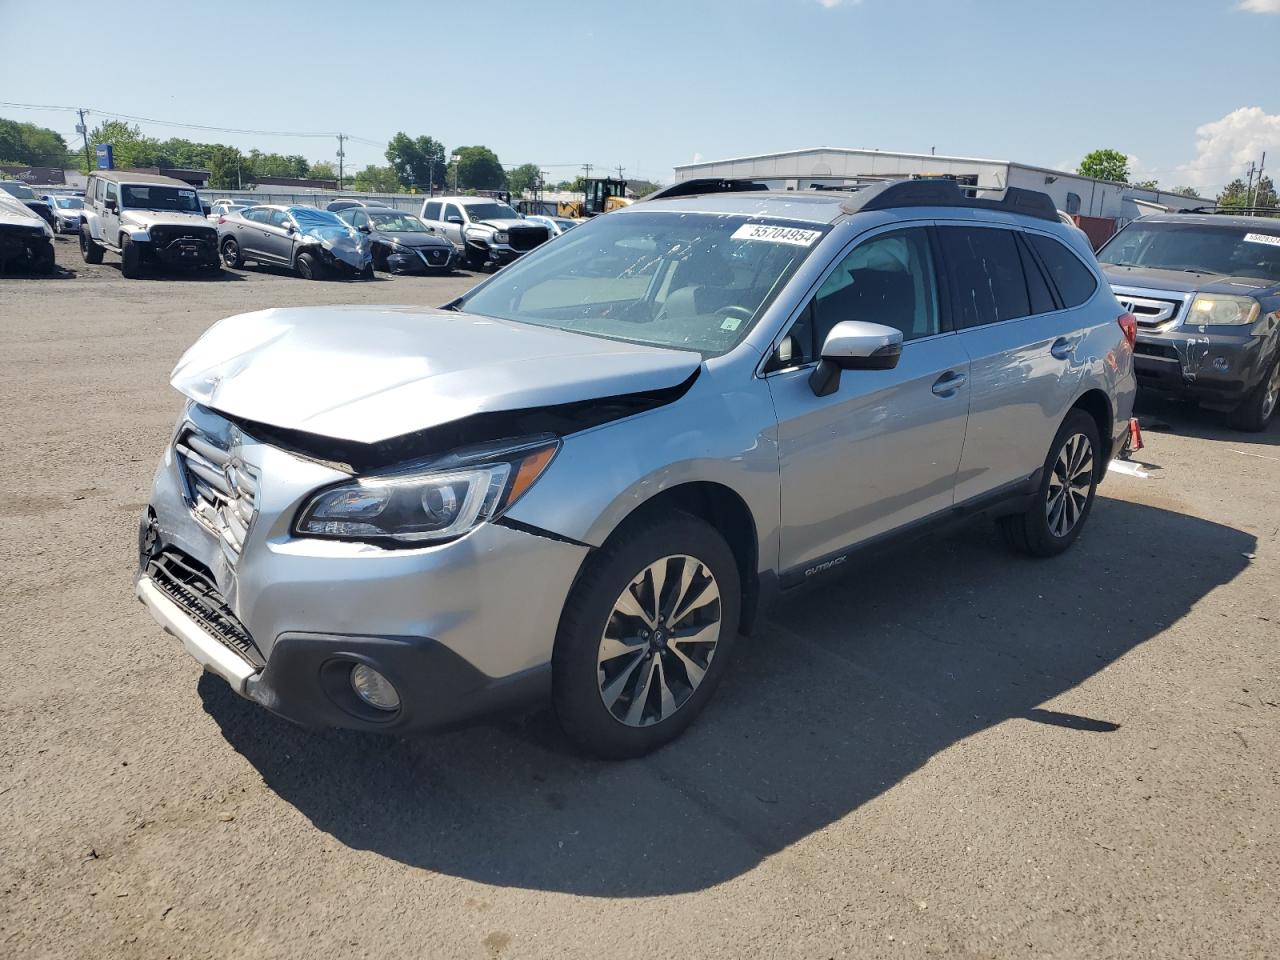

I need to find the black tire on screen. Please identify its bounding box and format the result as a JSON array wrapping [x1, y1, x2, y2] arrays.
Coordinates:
[[120, 235, 143, 279], [79, 226, 103, 264], [1227, 355, 1279, 432], [360, 264, 375, 281], [552, 513, 741, 759], [296, 251, 321, 280], [998, 409, 1102, 557], [32, 244, 55, 274], [464, 245, 487, 271], [220, 237, 243, 269]]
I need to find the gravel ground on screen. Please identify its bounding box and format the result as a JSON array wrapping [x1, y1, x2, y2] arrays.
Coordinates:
[[1, 238, 1277, 959]]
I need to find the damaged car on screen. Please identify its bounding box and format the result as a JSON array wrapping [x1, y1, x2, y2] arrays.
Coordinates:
[[135, 178, 1135, 758], [80, 172, 221, 278], [217, 204, 373, 280], [336, 206, 456, 274], [0, 191, 55, 274], [1101, 212, 1280, 430], [418, 195, 549, 270]]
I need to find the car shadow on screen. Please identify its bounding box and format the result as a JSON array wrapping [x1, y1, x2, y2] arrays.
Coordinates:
[[199, 496, 1253, 897], [0, 265, 78, 279], [1137, 393, 1279, 447]]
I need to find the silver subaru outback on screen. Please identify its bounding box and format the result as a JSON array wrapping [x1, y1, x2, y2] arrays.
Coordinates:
[[135, 178, 1137, 758]]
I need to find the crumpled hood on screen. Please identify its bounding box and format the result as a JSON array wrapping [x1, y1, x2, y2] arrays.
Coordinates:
[[121, 210, 211, 230], [470, 218, 529, 232], [170, 305, 701, 444], [1104, 264, 1277, 296]]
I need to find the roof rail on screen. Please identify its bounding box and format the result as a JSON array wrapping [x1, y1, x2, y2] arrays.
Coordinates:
[[641, 176, 1059, 222], [1182, 205, 1280, 217]]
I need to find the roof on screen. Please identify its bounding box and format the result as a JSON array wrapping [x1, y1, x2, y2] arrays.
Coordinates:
[[627, 191, 851, 225], [89, 170, 195, 187]]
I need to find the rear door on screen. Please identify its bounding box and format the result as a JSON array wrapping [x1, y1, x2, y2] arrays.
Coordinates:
[[940, 223, 1093, 503], [769, 224, 972, 574], [238, 208, 271, 260]]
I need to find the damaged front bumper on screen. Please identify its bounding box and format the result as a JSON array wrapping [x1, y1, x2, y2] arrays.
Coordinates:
[[135, 408, 588, 732], [1133, 329, 1271, 409]]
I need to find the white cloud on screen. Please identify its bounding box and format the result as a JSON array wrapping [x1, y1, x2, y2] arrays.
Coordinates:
[[816, 0, 864, 7], [1178, 106, 1280, 193], [1237, 0, 1280, 13]]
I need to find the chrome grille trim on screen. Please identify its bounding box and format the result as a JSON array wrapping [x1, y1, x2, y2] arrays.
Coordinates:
[[175, 423, 259, 564]]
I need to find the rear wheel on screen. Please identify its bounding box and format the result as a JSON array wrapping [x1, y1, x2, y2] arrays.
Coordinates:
[[296, 251, 322, 280], [119, 236, 143, 279], [220, 236, 243, 269], [79, 226, 103, 264], [1228, 356, 1280, 432], [553, 513, 740, 758], [998, 409, 1101, 557]]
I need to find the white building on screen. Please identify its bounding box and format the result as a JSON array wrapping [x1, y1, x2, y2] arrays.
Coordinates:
[[673, 147, 1211, 223]]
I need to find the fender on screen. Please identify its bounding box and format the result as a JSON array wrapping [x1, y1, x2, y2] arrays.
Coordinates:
[[82, 209, 106, 243]]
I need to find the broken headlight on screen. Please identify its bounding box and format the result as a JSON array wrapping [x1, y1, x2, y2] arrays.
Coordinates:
[[1188, 294, 1260, 327], [493, 231, 510, 244], [294, 438, 558, 544]]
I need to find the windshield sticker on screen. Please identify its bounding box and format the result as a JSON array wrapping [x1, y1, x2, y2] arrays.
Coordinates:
[[1243, 232, 1280, 247], [731, 223, 822, 247], [720, 315, 743, 331]]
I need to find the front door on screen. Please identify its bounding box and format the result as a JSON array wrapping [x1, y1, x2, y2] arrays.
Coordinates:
[[769, 225, 971, 575], [258, 209, 297, 264], [441, 202, 465, 249], [102, 180, 120, 246]]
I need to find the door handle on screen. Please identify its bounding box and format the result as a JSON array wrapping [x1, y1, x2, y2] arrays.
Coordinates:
[[932, 371, 967, 397], [1051, 336, 1079, 360]]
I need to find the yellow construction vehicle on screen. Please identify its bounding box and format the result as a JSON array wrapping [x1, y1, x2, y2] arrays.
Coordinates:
[[557, 177, 632, 218]]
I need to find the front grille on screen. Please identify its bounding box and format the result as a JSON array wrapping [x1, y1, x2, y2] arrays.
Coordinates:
[[175, 425, 258, 564], [507, 226, 548, 251], [146, 548, 264, 667], [149, 225, 216, 249], [1134, 342, 1179, 361], [1117, 294, 1182, 329], [422, 247, 450, 266]]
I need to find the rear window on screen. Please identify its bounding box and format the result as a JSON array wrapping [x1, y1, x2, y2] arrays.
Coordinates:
[[1029, 234, 1097, 307], [937, 227, 1030, 327]]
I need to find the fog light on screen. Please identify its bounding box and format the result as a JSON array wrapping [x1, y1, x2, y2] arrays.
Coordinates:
[[350, 664, 400, 712]]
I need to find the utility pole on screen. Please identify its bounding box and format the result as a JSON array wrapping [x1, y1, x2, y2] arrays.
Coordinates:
[[1245, 161, 1257, 202], [1250, 152, 1267, 208], [76, 108, 91, 171], [337, 133, 346, 190], [616, 165, 625, 180]]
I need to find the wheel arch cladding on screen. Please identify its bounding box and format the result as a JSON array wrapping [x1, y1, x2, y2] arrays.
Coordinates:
[[594, 481, 763, 636], [1071, 388, 1112, 461]]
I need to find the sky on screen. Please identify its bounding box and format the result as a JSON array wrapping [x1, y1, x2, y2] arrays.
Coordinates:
[[1, 0, 1277, 194]]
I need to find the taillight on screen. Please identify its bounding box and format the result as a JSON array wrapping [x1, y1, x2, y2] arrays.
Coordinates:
[[1117, 312, 1137, 350]]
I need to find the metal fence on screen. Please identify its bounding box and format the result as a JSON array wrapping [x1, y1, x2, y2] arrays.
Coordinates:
[[199, 189, 424, 212]]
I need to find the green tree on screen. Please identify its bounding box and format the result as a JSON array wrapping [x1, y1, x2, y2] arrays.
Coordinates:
[[308, 161, 338, 181], [1131, 179, 1159, 190], [451, 145, 506, 190], [0, 118, 71, 166], [247, 150, 310, 179], [1169, 185, 1202, 199], [1218, 176, 1277, 210], [506, 162, 543, 197], [1078, 149, 1129, 183], [627, 178, 663, 197], [206, 145, 247, 189], [85, 119, 159, 171], [351, 164, 402, 193], [385, 132, 446, 191]]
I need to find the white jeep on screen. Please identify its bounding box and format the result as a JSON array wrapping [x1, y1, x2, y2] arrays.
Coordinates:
[[80, 171, 221, 278]]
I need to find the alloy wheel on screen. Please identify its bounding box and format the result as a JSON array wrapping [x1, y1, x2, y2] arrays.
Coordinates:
[[1262, 360, 1280, 424], [1045, 432, 1094, 538], [597, 554, 721, 728]]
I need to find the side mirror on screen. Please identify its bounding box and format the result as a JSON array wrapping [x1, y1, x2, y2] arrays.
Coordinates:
[[358, 224, 371, 233], [809, 321, 904, 397], [284, 224, 296, 234], [105, 199, 118, 213], [446, 215, 463, 224]]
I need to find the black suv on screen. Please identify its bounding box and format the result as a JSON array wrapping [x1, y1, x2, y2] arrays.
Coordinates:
[[1099, 212, 1280, 430]]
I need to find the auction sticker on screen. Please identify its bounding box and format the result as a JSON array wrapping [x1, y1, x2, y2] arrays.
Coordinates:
[[1244, 232, 1280, 247], [732, 223, 823, 247]]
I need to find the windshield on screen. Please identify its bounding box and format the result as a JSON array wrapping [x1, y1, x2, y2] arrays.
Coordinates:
[[1099, 220, 1280, 283], [463, 202, 518, 222], [52, 197, 83, 209], [121, 184, 202, 213], [289, 206, 354, 242], [1, 182, 36, 200], [370, 211, 427, 233], [459, 211, 828, 355]]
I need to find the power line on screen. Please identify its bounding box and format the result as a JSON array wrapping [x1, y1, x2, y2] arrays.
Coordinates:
[[0, 100, 362, 141]]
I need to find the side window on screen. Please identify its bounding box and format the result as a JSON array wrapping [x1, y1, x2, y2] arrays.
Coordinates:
[[423, 201, 441, 221], [788, 228, 940, 364], [353, 211, 369, 229], [1016, 234, 1058, 314], [104, 181, 118, 206], [444, 203, 463, 223], [1027, 234, 1098, 308], [937, 227, 1030, 328], [1064, 192, 1082, 216], [268, 209, 290, 229]]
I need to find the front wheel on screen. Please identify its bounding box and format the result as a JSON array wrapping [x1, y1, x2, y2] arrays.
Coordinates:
[[80, 226, 103, 264], [119, 236, 143, 279], [998, 409, 1101, 557], [552, 514, 741, 758], [295, 251, 322, 280], [1228, 356, 1279, 432]]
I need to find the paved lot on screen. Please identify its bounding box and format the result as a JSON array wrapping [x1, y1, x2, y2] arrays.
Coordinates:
[[2, 238, 1278, 959]]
